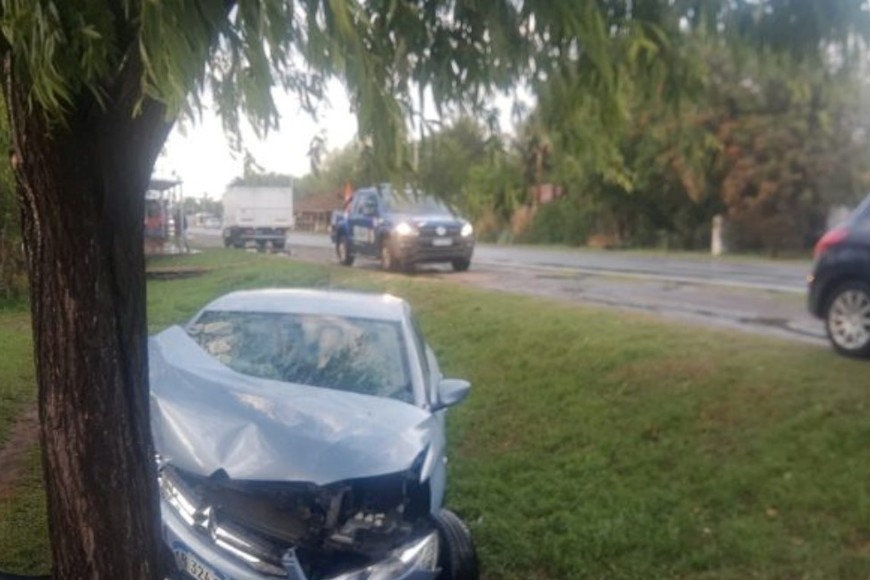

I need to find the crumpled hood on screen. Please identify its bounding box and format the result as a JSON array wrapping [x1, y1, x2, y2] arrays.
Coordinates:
[[149, 326, 439, 485]]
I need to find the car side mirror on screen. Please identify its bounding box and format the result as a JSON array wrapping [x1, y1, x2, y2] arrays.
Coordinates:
[[433, 378, 471, 411]]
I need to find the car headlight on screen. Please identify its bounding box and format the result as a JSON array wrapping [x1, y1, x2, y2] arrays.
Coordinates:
[[460, 222, 473, 237], [330, 532, 439, 580], [393, 222, 418, 237]]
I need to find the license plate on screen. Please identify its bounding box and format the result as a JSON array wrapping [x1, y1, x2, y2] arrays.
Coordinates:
[[172, 542, 225, 580], [432, 238, 453, 247]]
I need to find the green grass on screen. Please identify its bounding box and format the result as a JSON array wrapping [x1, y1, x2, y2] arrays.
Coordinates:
[[1, 249, 868, 578], [0, 313, 34, 444], [0, 446, 50, 576]]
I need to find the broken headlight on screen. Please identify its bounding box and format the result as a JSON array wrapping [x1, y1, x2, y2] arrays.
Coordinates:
[[330, 531, 439, 580]]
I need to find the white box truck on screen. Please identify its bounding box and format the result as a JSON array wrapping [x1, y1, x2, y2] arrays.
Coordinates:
[[222, 185, 294, 249]]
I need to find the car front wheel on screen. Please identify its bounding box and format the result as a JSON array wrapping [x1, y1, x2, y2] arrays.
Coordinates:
[[451, 258, 471, 272], [432, 509, 478, 580], [825, 281, 870, 359], [380, 244, 397, 271], [336, 237, 354, 266]]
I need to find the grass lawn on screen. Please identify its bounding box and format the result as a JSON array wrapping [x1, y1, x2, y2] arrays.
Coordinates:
[[1, 249, 868, 578], [0, 313, 34, 444]]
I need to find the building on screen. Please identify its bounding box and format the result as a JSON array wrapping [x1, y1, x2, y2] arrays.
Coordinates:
[[294, 191, 345, 232], [145, 178, 187, 255]]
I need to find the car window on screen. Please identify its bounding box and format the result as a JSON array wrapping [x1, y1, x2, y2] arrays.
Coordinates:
[[359, 194, 378, 217], [188, 311, 413, 403], [410, 317, 433, 399], [424, 345, 441, 402], [351, 191, 371, 215]]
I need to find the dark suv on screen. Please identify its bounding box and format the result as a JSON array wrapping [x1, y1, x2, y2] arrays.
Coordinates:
[[808, 195, 870, 358], [331, 186, 475, 272]]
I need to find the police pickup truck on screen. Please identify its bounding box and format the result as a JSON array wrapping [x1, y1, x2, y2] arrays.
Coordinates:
[[330, 186, 475, 272]]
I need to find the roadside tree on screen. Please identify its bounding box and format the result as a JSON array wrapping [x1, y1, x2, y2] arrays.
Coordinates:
[[0, 1, 865, 578]]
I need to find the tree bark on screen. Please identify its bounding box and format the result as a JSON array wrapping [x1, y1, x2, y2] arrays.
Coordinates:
[[3, 55, 174, 578]]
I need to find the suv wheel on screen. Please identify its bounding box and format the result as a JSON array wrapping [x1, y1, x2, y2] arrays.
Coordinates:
[[432, 509, 478, 580], [336, 237, 354, 266], [381, 244, 401, 272], [825, 281, 870, 359], [451, 258, 471, 272]]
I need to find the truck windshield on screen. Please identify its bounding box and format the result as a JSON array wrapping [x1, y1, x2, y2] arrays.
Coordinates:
[[383, 192, 452, 215]]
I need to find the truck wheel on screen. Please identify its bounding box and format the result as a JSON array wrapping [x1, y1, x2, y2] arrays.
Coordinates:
[[381, 244, 397, 271], [432, 509, 478, 580], [336, 237, 354, 266], [451, 258, 471, 272], [273, 240, 286, 251]]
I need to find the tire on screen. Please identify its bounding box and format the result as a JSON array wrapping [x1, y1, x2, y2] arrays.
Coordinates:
[[432, 509, 478, 580], [824, 281, 870, 359], [381, 243, 398, 272], [336, 237, 354, 266], [451, 258, 471, 272], [273, 240, 286, 251]]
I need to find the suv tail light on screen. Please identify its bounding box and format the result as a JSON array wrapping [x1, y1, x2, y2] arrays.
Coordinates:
[[814, 226, 848, 259]]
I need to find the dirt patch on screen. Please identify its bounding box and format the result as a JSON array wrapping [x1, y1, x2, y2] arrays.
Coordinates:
[[0, 406, 39, 501], [146, 267, 211, 281]]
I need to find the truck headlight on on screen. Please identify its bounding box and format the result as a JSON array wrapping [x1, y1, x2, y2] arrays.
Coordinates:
[[394, 222, 419, 237], [461, 222, 474, 237]]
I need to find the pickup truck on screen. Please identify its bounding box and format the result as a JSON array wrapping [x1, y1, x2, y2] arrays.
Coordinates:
[[330, 186, 475, 272]]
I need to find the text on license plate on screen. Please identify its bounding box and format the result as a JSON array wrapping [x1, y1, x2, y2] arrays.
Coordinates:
[[172, 542, 225, 580], [432, 238, 453, 246]]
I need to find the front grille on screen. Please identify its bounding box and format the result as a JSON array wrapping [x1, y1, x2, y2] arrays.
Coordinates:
[[161, 468, 288, 577], [418, 224, 461, 239], [161, 468, 382, 579]]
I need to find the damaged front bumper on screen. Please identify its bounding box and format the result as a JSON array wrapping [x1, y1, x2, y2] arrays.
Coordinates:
[[160, 468, 439, 580]]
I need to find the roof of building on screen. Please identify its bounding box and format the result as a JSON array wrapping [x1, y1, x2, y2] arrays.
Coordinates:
[[295, 191, 345, 213]]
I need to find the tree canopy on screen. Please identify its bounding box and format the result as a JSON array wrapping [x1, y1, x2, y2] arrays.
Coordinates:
[[8, 1, 866, 174]]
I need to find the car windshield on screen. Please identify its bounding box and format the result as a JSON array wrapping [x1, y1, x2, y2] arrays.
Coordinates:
[[188, 311, 412, 402], [382, 191, 452, 215]]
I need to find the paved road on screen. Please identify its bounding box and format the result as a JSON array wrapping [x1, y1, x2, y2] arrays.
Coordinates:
[[187, 228, 825, 345], [201, 230, 809, 292]]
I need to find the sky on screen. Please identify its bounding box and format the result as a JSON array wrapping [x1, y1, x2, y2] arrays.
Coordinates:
[[156, 82, 530, 200], [155, 81, 357, 199]]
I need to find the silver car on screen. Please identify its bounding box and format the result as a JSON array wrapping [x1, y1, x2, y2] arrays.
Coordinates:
[[149, 289, 477, 580]]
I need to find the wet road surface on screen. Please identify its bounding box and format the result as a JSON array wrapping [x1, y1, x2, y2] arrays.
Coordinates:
[[187, 228, 825, 346]]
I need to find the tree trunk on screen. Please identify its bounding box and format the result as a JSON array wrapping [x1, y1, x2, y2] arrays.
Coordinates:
[[3, 58, 174, 578]]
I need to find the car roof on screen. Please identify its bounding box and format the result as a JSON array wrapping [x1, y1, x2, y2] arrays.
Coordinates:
[[197, 289, 411, 322]]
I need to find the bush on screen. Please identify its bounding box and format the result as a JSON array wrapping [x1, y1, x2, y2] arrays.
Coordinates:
[[521, 197, 596, 246], [0, 233, 27, 306], [473, 210, 508, 243]]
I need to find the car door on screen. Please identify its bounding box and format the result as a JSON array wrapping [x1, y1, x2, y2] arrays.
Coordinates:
[[349, 192, 378, 256], [851, 198, 870, 272]]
